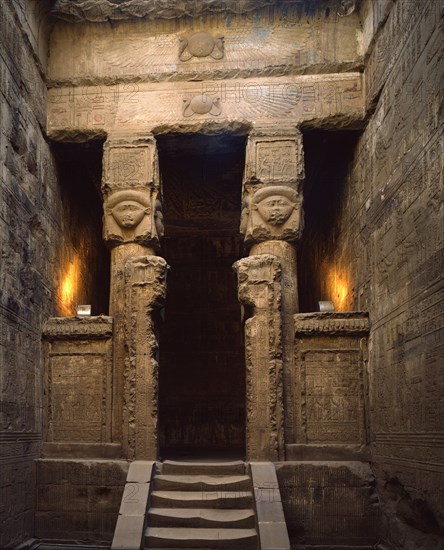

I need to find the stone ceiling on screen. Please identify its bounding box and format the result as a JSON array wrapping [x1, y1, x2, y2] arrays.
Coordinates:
[[51, 0, 356, 23]]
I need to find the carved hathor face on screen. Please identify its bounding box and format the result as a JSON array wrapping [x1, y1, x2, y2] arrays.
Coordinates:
[[253, 186, 297, 227], [106, 190, 150, 231], [111, 200, 148, 229]]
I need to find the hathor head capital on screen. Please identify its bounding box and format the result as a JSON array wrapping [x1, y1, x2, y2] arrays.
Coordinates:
[[252, 186, 298, 227], [107, 190, 151, 230]]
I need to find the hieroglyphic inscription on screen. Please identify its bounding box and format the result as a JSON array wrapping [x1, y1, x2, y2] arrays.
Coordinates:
[[244, 131, 304, 185], [254, 141, 299, 183], [102, 136, 160, 193], [303, 349, 363, 443], [47, 74, 365, 137], [291, 313, 369, 445]]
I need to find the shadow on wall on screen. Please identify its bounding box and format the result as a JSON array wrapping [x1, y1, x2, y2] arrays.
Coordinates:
[[298, 129, 361, 313]]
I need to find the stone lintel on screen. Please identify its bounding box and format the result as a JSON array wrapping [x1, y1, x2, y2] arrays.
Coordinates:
[[294, 312, 370, 335], [43, 316, 113, 340], [47, 73, 365, 140]]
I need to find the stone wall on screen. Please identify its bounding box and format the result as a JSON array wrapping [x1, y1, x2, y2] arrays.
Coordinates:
[[326, 1, 443, 548], [0, 1, 106, 547]]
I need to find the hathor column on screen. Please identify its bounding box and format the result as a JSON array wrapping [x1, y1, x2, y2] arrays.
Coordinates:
[[102, 135, 167, 459], [234, 126, 304, 461]]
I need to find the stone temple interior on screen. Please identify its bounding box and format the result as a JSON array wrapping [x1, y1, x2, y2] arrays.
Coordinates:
[[0, 1, 442, 549]]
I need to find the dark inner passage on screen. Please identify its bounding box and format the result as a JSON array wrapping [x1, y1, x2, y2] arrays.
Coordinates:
[[157, 133, 246, 458]]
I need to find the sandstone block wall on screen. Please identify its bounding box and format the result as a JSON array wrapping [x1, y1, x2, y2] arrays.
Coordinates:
[[0, 1, 105, 547], [35, 459, 128, 543], [327, 1, 443, 547], [1, 2, 53, 546], [277, 461, 379, 547]]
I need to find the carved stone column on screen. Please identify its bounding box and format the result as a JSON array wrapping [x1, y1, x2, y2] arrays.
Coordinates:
[[240, 127, 304, 313], [102, 135, 164, 455], [124, 256, 167, 460], [233, 255, 284, 461], [238, 127, 305, 457]]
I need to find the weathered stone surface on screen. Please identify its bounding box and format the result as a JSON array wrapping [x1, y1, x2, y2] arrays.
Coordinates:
[[1, 0, 442, 548], [102, 135, 163, 249], [288, 312, 369, 447], [48, 6, 362, 85], [251, 462, 290, 549], [123, 255, 167, 459], [276, 461, 379, 546], [234, 254, 284, 461], [42, 317, 113, 447], [51, 0, 286, 22], [324, 1, 444, 546], [51, 0, 359, 25], [35, 459, 128, 543], [0, 0, 76, 546], [47, 73, 365, 140]]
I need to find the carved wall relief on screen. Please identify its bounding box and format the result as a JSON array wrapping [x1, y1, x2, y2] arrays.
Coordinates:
[[244, 133, 304, 185], [241, 185, 303, 245], [42, 317, 113, 448], [103, 188, 162, 247], [179, 32, 224, 61], [288, 312, 369, 448], [183, 94, 221, 117], [102, 137, 159, 193]]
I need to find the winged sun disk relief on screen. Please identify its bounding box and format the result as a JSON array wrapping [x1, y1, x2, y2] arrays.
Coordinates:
[[179, 32, 224, 61]]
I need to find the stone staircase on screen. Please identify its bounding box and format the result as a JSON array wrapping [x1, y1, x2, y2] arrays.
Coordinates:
[[144, 459, 258, 549]]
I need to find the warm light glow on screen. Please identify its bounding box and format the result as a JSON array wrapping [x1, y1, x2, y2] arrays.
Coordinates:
[[59, 255, 80, 316], [327, 265, 350, 312]]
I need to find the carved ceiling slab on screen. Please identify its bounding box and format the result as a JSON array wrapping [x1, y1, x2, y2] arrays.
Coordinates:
[[52, 0, 291, 22]]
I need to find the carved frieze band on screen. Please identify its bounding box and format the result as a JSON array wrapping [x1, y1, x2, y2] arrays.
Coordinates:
[[43, 316, 113, 339], [294, 312, 370, 335], [234, 254, 285, 461], [102, 136, 163, 249], [123, 255, 168, 460]]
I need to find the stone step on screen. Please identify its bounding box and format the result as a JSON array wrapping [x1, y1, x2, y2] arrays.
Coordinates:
[[150, 490, 254, 509], [145, 527, 257, 549], [154, 474, 251, 492], [147, 507, 256, 528], [160, 460, 246, 476]]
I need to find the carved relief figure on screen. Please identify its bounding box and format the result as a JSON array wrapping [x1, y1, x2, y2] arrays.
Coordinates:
[[179, 32, 224, 61], [242, 185, 303, 243], [104, 189, 153, 245], [183, 94, 221, 117]]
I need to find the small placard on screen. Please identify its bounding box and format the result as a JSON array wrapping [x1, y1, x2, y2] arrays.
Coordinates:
[[318, 301, 335, 312], [76, 305, 91, 316]]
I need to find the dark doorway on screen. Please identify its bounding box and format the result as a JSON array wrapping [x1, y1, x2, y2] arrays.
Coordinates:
[[157, 133, 247, 458]]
